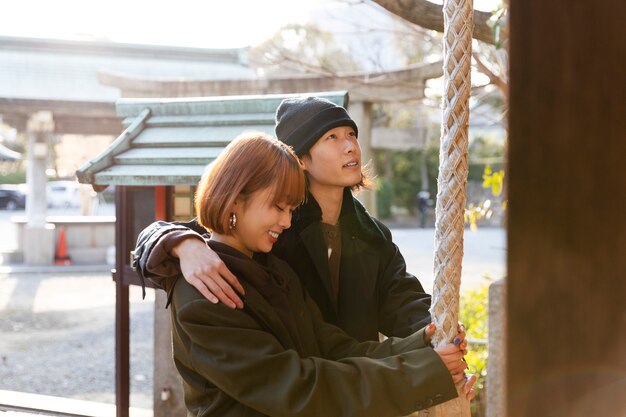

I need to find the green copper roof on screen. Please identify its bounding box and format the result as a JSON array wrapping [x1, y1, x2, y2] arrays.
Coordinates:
[[76, 91, 348, 187]]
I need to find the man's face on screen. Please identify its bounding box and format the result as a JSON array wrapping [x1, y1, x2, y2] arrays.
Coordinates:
[[301, 125, 362, 192]]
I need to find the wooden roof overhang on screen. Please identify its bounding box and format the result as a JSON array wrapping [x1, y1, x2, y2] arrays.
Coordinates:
[[98, 61, 443, 102], [76, 91, 349, 189], [0, 97, 121, 135]]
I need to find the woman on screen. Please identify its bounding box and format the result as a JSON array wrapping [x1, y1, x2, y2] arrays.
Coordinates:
[[135, 96, 435, 342], [156, 132, 474, 416]]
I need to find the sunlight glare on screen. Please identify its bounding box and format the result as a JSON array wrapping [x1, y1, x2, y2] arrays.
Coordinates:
[[1, 0, 333, 48]]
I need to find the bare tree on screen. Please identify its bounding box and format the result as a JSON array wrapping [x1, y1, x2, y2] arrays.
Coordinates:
[[368, 0, 509, 92], [370, 0, 496, 45], [249, 24, 361, 77]]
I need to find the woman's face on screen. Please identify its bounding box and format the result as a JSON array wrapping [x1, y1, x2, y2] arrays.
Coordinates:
[[230, 187, 296, 257], [301, 125, 362, 192]]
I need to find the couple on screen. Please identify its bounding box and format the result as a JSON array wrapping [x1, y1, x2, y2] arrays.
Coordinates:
[[134, 96, 476, 416]]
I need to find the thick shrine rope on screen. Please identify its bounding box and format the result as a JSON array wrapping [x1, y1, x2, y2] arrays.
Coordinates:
[[424, 0, 473, 415], [432, 0, 473, 351]]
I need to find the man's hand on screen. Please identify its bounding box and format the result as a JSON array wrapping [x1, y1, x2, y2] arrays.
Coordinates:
[[172, 238, 244, 309]]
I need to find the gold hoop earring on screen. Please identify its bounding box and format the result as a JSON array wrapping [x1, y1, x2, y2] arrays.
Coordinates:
[[229, 212, 237, 230]]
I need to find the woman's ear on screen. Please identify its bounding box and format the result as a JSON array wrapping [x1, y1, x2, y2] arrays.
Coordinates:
[[233, 194, 245, 206], [232, 195, 244, 210], [300, 154, 311, 171]]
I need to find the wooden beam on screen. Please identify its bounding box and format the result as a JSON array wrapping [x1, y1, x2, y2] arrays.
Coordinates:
[[371, 0, 496, 45], [52, 116, 122, 135], [98, 62, 443, 102], [507, 0, 626, 416], [0, 98, 122, 135]]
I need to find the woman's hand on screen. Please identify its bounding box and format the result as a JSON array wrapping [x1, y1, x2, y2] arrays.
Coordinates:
[[424, 322, 474, 397], [462, 374, 477, 400], [454, 322, 468, 356], [434, 342, 467, 383], [172, 238, 244, 309], [423, 322, 467, 352], [424, 323, 436, 345]]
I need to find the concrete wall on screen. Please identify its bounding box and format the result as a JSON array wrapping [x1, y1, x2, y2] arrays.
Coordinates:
[[9, 215, 115, 265]]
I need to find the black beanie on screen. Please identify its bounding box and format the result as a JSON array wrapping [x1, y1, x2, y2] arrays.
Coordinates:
[[275, 96, 358, 158]]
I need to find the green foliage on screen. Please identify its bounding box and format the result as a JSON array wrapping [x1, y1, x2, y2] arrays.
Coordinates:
[[389, 149, 423, 211], [465, 163, 507, 230], [482, 165, 505, 196], [465, 200, 494, 232], [460, 283, 490, 417], [0, 168, 26, 184], [373, 145, 440, 218], [376, 177, 393, 219], [468, 136, 505, 181], [465, 135, 506, 230]]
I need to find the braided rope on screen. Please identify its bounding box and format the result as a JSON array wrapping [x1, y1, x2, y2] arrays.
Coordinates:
[[432, 0, 473, 351], [425, 0, 473, 415]]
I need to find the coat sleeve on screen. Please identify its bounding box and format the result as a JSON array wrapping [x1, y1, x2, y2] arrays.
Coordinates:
[[303, 288, 428, 357], [132, 219, 207, 290], [175, 293, 457, 417], [374, 220, 433, 337]]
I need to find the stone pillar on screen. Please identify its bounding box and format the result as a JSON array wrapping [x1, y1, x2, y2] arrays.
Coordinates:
[[24, 111, 55, 265], [486, 278, 507, 417], [153, 290, 186, 416], [349, 100, 377, 216], [416, 107, 431, 193]]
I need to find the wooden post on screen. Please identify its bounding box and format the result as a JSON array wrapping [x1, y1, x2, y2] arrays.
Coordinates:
[[115, 186, 130, 417], [507, 0, 626, 415]]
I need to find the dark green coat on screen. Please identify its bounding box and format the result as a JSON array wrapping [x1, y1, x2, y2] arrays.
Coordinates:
[[165, 241, 456, 416], [134, 188, 431, 342]]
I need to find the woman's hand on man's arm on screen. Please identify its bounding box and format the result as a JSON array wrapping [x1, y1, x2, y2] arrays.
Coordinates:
[[172, 238, 245, 309]]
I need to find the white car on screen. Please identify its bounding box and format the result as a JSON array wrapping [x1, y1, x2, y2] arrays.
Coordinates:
[[47, 180, 80, 208]]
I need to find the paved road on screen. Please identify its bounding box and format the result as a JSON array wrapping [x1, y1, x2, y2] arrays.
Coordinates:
[[0, 208, 506, 411], [1, 205, 505, 287], [0, 270, 155, 410], [391, 226, 506, 293]]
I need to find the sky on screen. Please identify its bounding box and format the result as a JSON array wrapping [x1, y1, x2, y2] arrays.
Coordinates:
[[2, 0, 501, 49], [2, 0, 339, 48]]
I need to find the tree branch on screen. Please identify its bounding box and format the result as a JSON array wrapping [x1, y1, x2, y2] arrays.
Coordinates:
[[472, 52, 508, 95], [370, 0, 495, 45]]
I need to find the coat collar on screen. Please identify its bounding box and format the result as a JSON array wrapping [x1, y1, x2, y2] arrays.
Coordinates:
[[205, 241, 305, 354], [293, 188, 386, 247]]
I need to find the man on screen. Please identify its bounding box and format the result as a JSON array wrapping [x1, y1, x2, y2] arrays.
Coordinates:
[[135, 96, 448, 343]]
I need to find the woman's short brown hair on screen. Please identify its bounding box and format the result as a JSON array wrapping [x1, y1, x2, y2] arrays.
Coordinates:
[[195, 131, 305, 235]]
